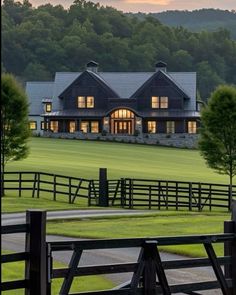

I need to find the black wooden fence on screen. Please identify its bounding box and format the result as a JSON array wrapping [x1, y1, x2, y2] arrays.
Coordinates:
[[2, 170, 236, 210], [1, 201, 236, 294]]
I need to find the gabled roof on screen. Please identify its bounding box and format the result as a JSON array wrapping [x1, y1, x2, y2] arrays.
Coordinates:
[[131, 70, 191, 99], [26, 81, 54, 115], [59, 70, 119, 98]]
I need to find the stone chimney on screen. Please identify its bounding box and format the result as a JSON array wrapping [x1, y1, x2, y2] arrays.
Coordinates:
[[86, 61, 99, 73], [155, 61, 167, 72]]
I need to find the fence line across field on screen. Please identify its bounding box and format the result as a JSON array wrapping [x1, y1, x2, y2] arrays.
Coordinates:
[[2, 170, 236, 211], [1, 202, 236, 294]]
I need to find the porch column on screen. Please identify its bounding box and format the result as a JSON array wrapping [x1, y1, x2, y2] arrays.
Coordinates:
[[103, 117, 110, 133], [135, 117, 142, 134], [62, 120, 66, 132]]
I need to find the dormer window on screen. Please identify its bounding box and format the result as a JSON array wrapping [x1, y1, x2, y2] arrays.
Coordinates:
[[151, 96, 168, 109], [45, 102, 52, 112], [77, 96, 94, 108]]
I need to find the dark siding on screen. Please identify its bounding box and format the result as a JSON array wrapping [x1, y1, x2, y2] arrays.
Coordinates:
[[157, 121, 166, 133], [108, 98, 137, 112], [175, 120, 184, 133], [135, 75, 184, 111], [61, 72, 115, 111]]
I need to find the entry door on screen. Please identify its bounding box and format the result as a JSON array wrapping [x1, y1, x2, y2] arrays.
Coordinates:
[[115, 120, 132, 134]]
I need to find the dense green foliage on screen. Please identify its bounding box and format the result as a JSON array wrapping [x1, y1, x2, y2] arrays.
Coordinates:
[[1, 73, 30, 174], [132, 9, 236, 39], [199, 85, 236, 199], [2, 1, 236, 100]]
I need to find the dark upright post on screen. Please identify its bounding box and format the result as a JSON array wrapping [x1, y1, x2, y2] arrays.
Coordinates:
[[99, 168, 108, 207], [25, 210, 47, 295], [224, 199, 236, 295]]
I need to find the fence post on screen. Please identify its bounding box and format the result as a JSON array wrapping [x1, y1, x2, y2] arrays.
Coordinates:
[[25, 210, 47, 295], [224, 199, 236, 295], [19, 172, 22, 197], [68, 177, 72, 204], [53, 175, 56, 201], [120, 178, 125, 208], [98, 168, 108, 207], [37, 173, 40, 198], [189, 182, 192, 211]]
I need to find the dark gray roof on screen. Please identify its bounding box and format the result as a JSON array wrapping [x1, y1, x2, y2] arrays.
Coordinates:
[[43, 109, 200, 119], [26, 69, 197, 116], [140, 110, 200, 118], [26, 81, 54, 115], [43, 109, 106, 117], [52, 71, 196, 103]]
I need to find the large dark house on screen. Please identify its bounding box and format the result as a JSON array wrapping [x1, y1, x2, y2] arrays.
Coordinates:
[[27, 61, 200, 147]]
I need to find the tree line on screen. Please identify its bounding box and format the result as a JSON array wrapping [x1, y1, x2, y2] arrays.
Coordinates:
[[132, 9, 236, 40], [2, 0, 236, 101]]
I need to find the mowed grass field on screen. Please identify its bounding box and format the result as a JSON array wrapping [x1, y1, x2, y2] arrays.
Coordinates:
[[3, 137, 233, 212], [5, 137, 233, 183]]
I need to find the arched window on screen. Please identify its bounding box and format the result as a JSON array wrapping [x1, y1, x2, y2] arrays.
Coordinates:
[[110, 109, 135, 119]]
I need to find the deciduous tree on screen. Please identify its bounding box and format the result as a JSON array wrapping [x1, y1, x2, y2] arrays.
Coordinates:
[[1, 74, 30, 196], [199, 85, 236, 207]]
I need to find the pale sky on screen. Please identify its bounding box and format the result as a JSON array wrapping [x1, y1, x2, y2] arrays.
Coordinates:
[[28, 0, 236, 13]]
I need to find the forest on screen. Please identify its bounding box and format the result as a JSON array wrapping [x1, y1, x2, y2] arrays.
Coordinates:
[[132, 9, 236, 39], [2, 0, 236, 101]]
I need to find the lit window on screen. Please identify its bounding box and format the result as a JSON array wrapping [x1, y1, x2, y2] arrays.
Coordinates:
[[87, 96, 94, 108], [151, 96, 168, 108], [41, 121, 48, 130], [111, 109, 135, 118], [91, 121, 99, 133], [29, 121, 37, 130], [148, 121, 156, 133], [152, 96, 159, 108], [69, 121, 76, 133], [78, 96, 86, 108], [81, 121, 89, 133], [160, 96, 168, 108], [45, 103, 52, 112], [188, 121, 197, 134], [50, 121, 58, 133], [166, 121, 175, 133]]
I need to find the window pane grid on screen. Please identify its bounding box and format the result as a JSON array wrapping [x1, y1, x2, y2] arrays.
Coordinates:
[[148, 121, 156, 133], [188, 121, 197, 134], [29, 121, 37, 130], [78, 96, 94, 108], [91, 121, 99, 133], [166, 121, 175, 133], [45, 103, 52, 112], [50, 121, 58, 133], [152, 96, 159, 108], [81, 121, 89, 133], [111, 109, 134, 118], [69, 121, 76, 133], [151, 96, 168, 109], [87, 96, 94, 108]]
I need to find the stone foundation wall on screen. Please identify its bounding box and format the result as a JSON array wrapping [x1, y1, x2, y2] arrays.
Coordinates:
[[43, 131, 199, 149]]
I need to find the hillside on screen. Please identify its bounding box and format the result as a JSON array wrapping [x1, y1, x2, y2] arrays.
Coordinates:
[[2, 2, 236, 101], [131, 9, 236, 39]]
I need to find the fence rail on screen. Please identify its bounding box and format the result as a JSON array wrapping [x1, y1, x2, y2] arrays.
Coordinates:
[[3, 171, 93, 204], [2, 170, 236, 210], [1, 202, 236, 294]]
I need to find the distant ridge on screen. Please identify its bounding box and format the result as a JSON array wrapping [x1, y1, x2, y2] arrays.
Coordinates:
[[129, 9, 236, 39]]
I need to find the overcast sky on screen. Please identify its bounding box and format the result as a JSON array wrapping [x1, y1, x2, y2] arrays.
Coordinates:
[[28, 0, 236, 12]]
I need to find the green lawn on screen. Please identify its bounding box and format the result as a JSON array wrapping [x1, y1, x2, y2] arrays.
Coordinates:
[[5, 137, 233, 183], [2, 251, 114, 294], [47, 211, 230, 257]]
